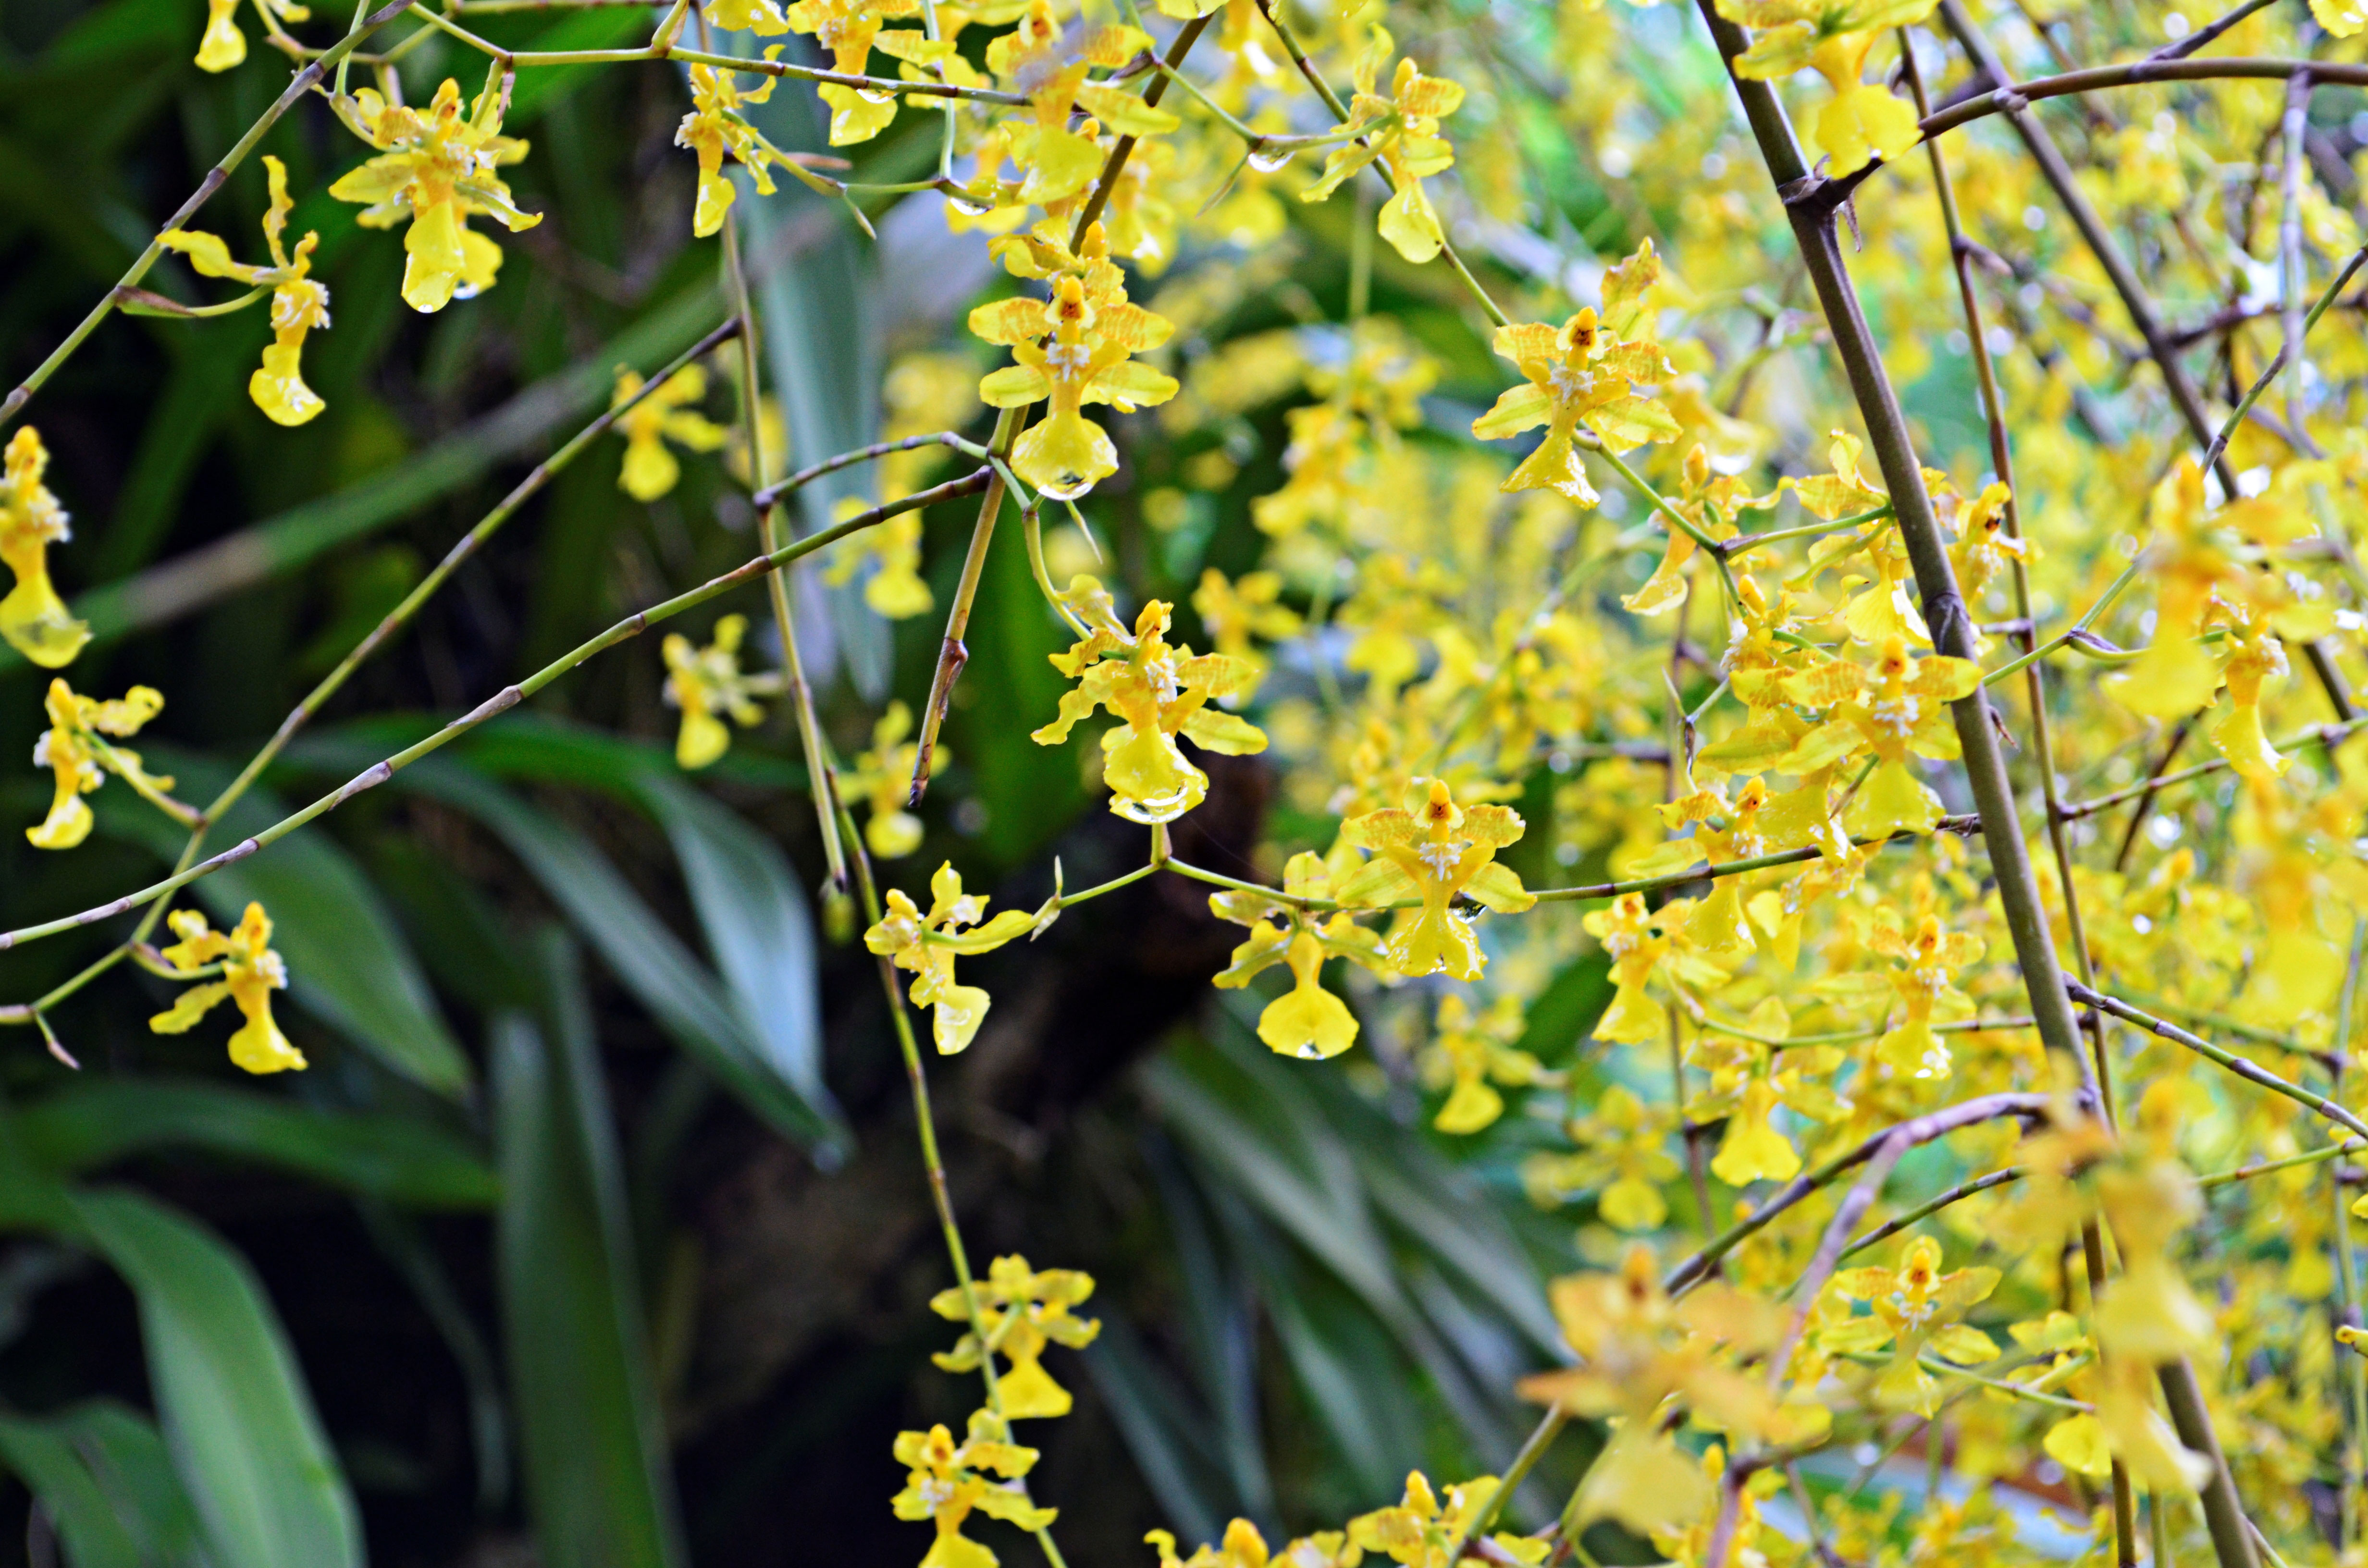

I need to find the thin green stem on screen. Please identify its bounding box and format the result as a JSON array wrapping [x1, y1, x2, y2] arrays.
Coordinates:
[[1, 0, 412, 429], [1717, 504, 1890, 560], [199, 316, 744, 834], [0, 472, 985, 955], [2073, 984, 2368, 1143]]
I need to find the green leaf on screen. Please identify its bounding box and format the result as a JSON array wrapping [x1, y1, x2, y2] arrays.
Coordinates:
[[495, 932, 686, 1568], [402, 758, 841, 1151], [636, 773, 839, 1127], [1079, 1315, 1233, 1548], [106, 750, 472, 1096], [66, 1188, 363, 1568], [0, 1400, 208, 1568], [15, 1079, 496, 1208]]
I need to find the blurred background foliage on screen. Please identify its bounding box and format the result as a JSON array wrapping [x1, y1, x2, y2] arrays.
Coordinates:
[[0, 0, 1638, 1561]]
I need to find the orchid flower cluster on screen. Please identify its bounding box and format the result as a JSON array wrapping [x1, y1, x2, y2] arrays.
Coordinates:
[[19, 0, 2368, 1561]]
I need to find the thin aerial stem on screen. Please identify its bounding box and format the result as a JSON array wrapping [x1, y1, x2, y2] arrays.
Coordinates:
[[1441, 1406, 1567, 1559], [198, 316, 744, 834], [2150, 0, 2280, 60], [749, 431, 984, 509], [0, 474, 984, 954], [662, 45, 1026, 103], [1663, 1092, 2050, 1297], [2278, 75, 2315, 446], [1717, 505, 1889, 560], [2062, 716, 2368, 819], [2111, 717, 2193, 872], [2199, 245, 2368, 477], [2200, 1139, 2362, 1192], [2332, 922, 2368, 1546], [2072, 984, 2368, 1143], [1838, 1167, 2025, 1261], [0, 0, 412, 429]]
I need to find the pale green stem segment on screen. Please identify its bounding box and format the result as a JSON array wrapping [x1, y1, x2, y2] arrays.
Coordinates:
[[2072, 983, 2368, 1144], [1439, 1406, 1568, 1562]]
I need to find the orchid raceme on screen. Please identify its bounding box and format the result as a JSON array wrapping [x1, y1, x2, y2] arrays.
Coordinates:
[[611, 365, 729, 501], [25, 679, 180, 850], [28, 0, 2368, 1559], [969, 225, 1179, 499], [160, 155, 331, 426], [1033, 577, 1266, 823], [928, 1254, 1099, 1419], [661, 614, 784, 769], [148, 903, 306, 1075], [329, 74, 541, 313], [863, 863, 1036, 1054], [0, 427, 86, 670], [1209, 851, 1390, 1060]]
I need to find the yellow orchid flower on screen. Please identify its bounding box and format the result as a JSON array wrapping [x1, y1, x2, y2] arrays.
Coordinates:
[[1336, 779, 1534, 981], [1420, 992, 1540, 1134], [1471, 306, 1678, 504], [1209, 852, 1391, 1060], [1713, 0, 1938, 176], [2206, 597, 2291, 783], [1517, 1245, 1783, 1535], [780, 0, 953, 146], [984, 5, 1164, 208], [929, 1254, 1099, 1419], [1032, 577, 1267, 824], [0, 427, 87, 669], [329, 74, 541, 313], [26, 678, 185, 850], [672, 55, 851, 233], [194, 0, 309, 73], [1690, 998, 1849, 1182], [1775, 637, 1981, 840], [1145, 1519, 1275, 1568], [611, 366, 729, 501], [160, 155, 331, 426], [1299, 27, 1466, 264], [1865, 907, 1983, 1078], [660, 614, 784, 769], [889, 1409, 1055, 1568], [1524, 1083, 1681, 1230], [839, 700, 932, 858], [148, 903, 307, 1075], [1818, 1234, 2001, 1414], [863, 863, 1036, 1053], [970, 226, 1180, 499], [1349, 1470, 1548, 1568]]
